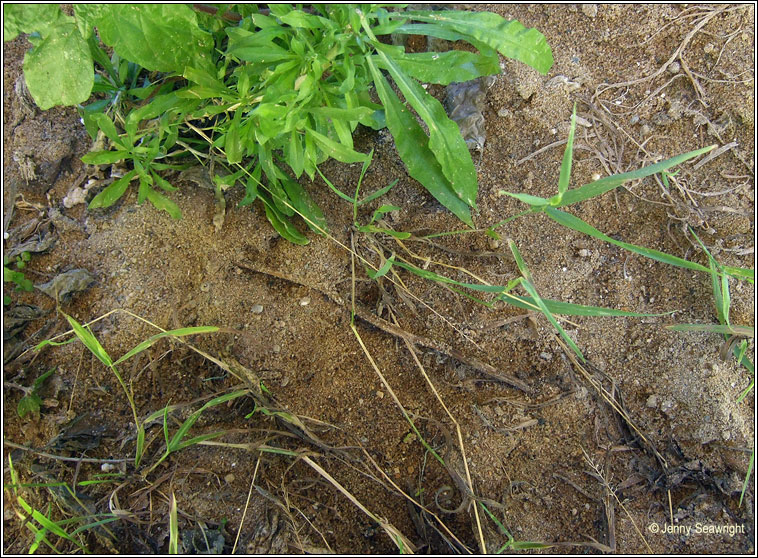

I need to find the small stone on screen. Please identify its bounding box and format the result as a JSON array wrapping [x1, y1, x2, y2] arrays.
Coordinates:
[[488, 237, 500, 250], [660, 399, 675, 414], [581, 4, 598, 17], [251, 304, 263, 314], [497, 107, 513, 118], [200, 283, 210, 292], [646, 395, 658, 408], [539, 352, 553, 360], [376, 390, 384, 399], [272, 344, 281, 354], [299, 296, 310, 306], [578, 249, 591, 258], [101, 463, 116, 472], [667, 61, 681, 74], [640, 124, 652, 136], [591, 173, 602, 181], [225, 473, 235, 483]]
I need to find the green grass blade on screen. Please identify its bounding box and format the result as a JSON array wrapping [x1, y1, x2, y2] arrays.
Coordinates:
[[63, 312, 113, 367], [508, 240, 585, 361], [555, 145, 715, 207], [169, 492, 179, 554], [366, 56, 473, 226], [544, 207, 712, 273], [740, 452, 754, 507], [306, 128, 368, 164], [359, 179, 399, 207], [316, 167, 355, 204], [498, 293, 668, 317], [113, 326, 219, 366], [665, 324, 753, 336], [393, 260, 505, 293], [555, 105, 577, 200]]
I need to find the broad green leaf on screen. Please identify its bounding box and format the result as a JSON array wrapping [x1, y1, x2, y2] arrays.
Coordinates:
[[556, 145, 716, 207], [96, 5, 213, 73], [17, 394, 42, 418], [4, 4, 62, 41], [366, 57, 473, 226], [376, 49, 500, 85], [89, 170, 137, 210], [372, 41, 477, 207], [280, 177, 328, 234], [226, 27, 296, 63], [397, 10, 553, 74], [145, 187, 182, 220], [80, 150, 129, 165], [224, 111, 243, 164], [306, 128, 368, 164], [279, 10, 326, 28], [23, 21, 93, 109], [261, 197, 309, 245], [544, 207, 712, 274], [73, 5, 107, 39]]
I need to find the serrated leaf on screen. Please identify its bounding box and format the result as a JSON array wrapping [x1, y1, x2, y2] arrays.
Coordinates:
[[398, 10, 553, 74]]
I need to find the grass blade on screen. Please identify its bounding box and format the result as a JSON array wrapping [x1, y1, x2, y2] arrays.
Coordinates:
[[544, 207, 712, 273], [113, 326, 219, 365], [555, 145, 715, 207], [169, 492, 179, 554]]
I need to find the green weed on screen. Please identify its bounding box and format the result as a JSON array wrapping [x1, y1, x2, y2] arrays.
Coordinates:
[[5, 4, 553, 237]]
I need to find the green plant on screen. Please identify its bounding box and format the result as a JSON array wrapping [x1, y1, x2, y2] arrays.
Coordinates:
[[35, 311, 221, 469], [4, 251, 34, 304], [16, 367, 56, 418], [4, 4, 553, 236]]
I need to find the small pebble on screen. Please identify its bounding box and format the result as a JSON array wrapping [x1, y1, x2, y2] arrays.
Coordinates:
[[251, 304, 263, 314], [581, 4, 598, 17], [591, 173, 602, 181], [376, 390, 384, 399], [497, 107, 513, 118], [273, 344, 281, 354], [299, 296, 310, 306], [225, 473, 235, 483], [646, 395, 658, 408], [539, 352, 553, 360], [578, 249, 591, 258], [667, 61, 681, 74], [101, 463, 116, 472], [200, 283, 210, 292]]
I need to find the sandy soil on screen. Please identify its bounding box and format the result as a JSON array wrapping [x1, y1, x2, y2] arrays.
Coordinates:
[[3, 4, 755, 554]]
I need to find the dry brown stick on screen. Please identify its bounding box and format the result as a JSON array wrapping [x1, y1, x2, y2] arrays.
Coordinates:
[[235, 260, 530, 392]]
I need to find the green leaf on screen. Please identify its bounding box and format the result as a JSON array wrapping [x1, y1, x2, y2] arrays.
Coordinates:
[[509, 240, 584, 361], [555, 145, 716, 207], [63, 312, 113, 368], [90, 112, 125, 148], [80, 150, 129, 165], [498, 191, 549, 207], [306, 128, 368, 164], [89, 170, 137, 210], [17, 394, 42, 418], [22, 21, 93, 109], [555, 105, 577, 200], [224, 110, 243, 164], [366, 57, 473, 226], [367, 254, 395, 279], [261, 197, 309, 245], [376, 49, 500, 85], [544, 207, 712, 274], [666, 323, 753, 336], [145, 187, 182, 220], [95, 5, 213, 73], [4, 4, 63, 41], [280, 177, 328, 234], [372, 41, 478, 207], [397, 10, 553, 74], [114, 326, 219, 366]]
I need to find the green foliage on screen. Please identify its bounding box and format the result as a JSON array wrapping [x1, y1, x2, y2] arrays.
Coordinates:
[[17, 367, 56, 418], [6, 4, 553, 238], [4, 252, 34, 304]]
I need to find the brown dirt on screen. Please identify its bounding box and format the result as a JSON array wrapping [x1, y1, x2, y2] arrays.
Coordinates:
[[3, 4, 754, 554]]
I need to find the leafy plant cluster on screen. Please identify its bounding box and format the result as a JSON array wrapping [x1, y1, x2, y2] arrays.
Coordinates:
[[4, 4, 553, 240], [4, 251, 33, 304]]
